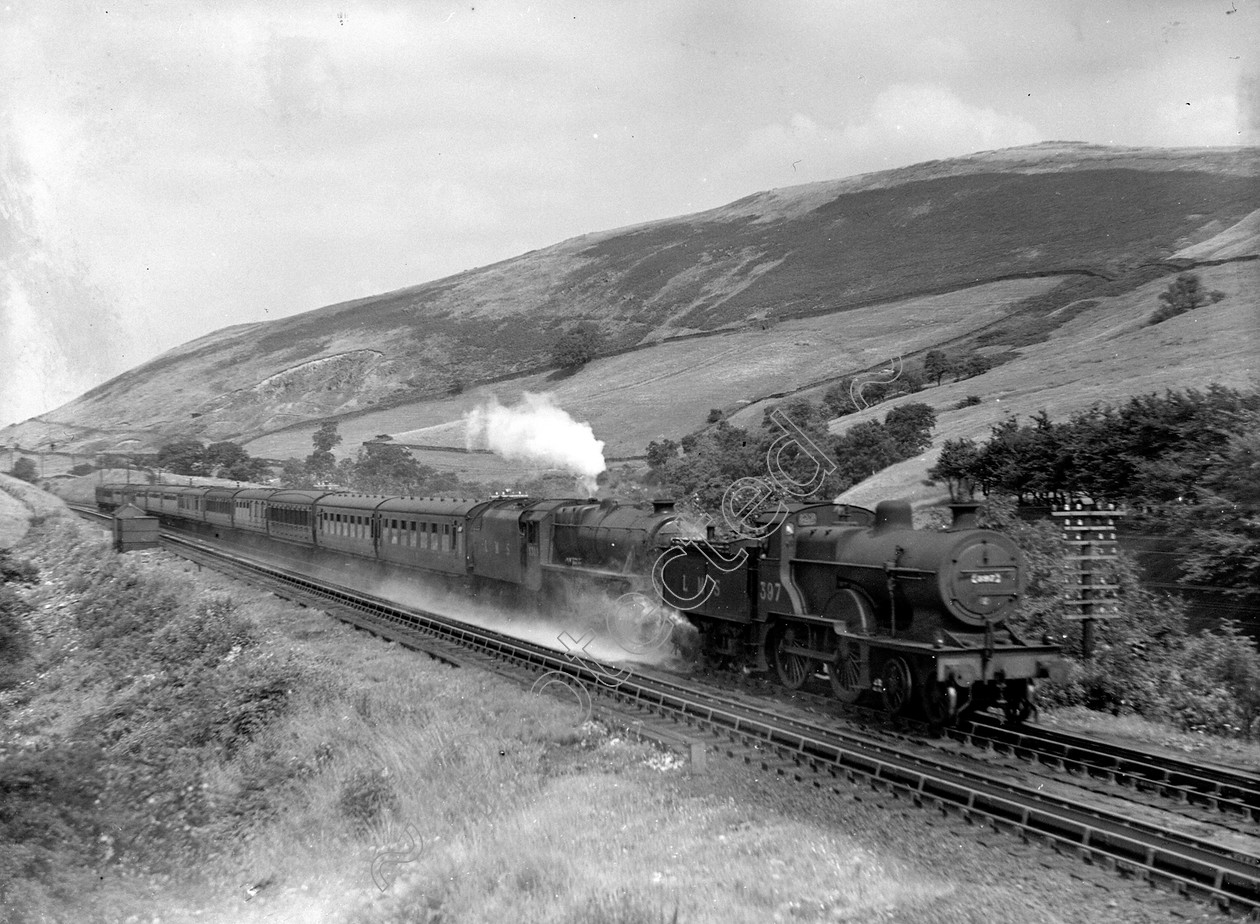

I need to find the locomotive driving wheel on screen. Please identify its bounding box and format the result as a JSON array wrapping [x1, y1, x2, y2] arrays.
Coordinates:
[[828, 646, 863, 703], [880, 657, 913, 716], [773, 627, 813, 691]]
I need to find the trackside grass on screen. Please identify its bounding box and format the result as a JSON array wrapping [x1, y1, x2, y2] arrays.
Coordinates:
[[0, 507, 951, 923]]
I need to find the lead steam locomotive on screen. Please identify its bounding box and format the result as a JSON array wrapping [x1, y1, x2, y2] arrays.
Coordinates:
[[97, 482, 1061, 725]]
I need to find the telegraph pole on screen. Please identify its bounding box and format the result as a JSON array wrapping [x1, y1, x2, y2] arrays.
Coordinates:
[[1054, 498, 1123, 659]]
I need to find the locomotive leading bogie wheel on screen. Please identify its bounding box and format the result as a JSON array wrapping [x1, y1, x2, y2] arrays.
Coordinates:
[[880, 656, 913, 716], [774, 628, 813, 691], [828, 646, 864, 703], [919, 671, 958, 728], [1003, 679, 1035, 727]]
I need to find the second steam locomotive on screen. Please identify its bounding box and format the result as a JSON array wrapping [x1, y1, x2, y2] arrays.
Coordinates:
[[97, 483, 1061, 724]]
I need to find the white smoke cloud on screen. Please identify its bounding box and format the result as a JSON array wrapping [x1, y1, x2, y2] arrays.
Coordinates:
[[464, 392, 606, 492]]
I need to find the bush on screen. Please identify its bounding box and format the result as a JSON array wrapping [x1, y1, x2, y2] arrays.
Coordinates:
[[9, 458, 37, 483], [551, 324, 602, 369], [1149, 272, 1226, 325], [955, 395, 983, 409]]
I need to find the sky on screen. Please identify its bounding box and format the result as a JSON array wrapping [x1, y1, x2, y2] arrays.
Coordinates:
[[1, 0, 1256, 427]]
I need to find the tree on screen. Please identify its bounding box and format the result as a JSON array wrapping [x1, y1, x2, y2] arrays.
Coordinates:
[[955, 352, 992, 380], [9, 458, 37, 483], [831, 420, 902, 489], [205, 441, 249, 473], [224, 457, 271, 483], [312, 421, 343, 453], [893, 367, 925, 395], [1149, 272, 1224, 325], [822, 379, 859, 417], [551, 324, 602, 370], [929, 438, 980, 500], [923, 350, 953, 386], [1181, 516, 1260, 599], [157, 440, 207, 476], [354, 438, 428, 493], [883, 402, 936, 455], [307, 421, 343, 479], [645, 438, 679, 472]]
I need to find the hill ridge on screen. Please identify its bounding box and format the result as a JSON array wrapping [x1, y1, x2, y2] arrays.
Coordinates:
[[4, 144, 1257, 471]]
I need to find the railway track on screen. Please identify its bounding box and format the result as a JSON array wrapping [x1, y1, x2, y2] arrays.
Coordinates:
[[76, 508, 1260, 916], [955, 715, 1260, 823]]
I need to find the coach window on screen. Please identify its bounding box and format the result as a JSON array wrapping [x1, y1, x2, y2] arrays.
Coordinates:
[[430, 522, 437, 550], [443, 523, 451, 552]]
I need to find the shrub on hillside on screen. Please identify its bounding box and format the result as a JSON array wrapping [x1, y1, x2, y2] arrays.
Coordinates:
[[551, 324, 602, 370], [1148, 272, 1225, 325], [9, 457, 37, 483]]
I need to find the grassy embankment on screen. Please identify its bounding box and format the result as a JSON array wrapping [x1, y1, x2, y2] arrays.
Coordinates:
[[0, 480, 955, 924]]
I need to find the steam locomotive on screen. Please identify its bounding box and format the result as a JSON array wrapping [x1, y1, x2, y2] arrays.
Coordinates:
[[96, 482, 1061, 725]]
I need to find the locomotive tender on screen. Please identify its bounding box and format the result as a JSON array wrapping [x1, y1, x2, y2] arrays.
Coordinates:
[[97, 483, 1061, 724]]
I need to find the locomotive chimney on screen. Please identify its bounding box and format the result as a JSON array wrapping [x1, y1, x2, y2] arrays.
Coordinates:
[[948, 502, 982, 530], [872, 499, 913, 532], [652, 499, 676, 514]]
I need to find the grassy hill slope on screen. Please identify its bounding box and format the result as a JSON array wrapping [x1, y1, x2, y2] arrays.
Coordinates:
[[5, 143, 1257, 461], [834, 257, 1258, 508]]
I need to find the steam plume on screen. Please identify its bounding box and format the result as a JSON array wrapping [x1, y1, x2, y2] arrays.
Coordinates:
[[464, 392, 606, 493]]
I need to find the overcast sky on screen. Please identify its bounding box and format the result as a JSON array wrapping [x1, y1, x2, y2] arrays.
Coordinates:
[[1, 0, 1255, 427]]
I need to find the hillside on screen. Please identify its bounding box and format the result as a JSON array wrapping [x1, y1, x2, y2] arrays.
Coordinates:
[[835, 257, 1258, 508], [4, 142, 1258, 479]]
